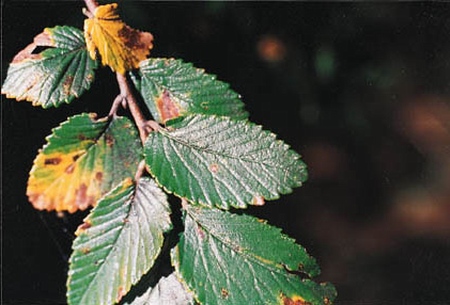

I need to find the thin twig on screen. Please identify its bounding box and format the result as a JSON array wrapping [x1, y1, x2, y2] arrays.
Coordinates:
[[115, 73, 158, 143], [83, 0, 99, 15]]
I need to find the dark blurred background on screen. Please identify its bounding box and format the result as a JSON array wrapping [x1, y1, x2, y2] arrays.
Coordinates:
[[2, 1, 450, 304]]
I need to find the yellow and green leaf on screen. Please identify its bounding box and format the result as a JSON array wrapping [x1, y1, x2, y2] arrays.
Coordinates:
[[27, 113, 142, 213], [84, 3, 154, 74], [1, 26, 97, 108]]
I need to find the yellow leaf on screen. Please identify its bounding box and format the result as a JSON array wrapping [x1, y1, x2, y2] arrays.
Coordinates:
[[84, 3, 154, 74]]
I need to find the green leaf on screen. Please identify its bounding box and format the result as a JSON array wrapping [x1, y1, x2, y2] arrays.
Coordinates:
[[27, 113, 142, 213], [67, 177, 172, 305], [123, 273, 195, 305], [1, 26, 97, 108], [131, 58, 248, 124], [144, 115, 307, 209], [172, 205, 336, 305]]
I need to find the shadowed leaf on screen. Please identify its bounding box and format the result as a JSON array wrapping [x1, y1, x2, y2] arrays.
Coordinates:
[[67, 177, 172, 305], [84, 3, 153, 74], [27, 113, 141, 213], [123, 272, 195, 305], [172, 205, 336, 305], [1, 26, 97, 108]]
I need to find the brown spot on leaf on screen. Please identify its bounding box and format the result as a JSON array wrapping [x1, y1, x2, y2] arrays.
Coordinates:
[[156, 90, 181, 123], [281, 294, 311, 305], [252, 195, 265, 206], [209, 163, 219, 174], [95, 172, 103, 182], [105, 134, 114, 147], [118, 25, 153, 51], [44, 157, 62, 165], [196, 224, 205, 240], [221, 288, 229, 299], [65, 164, 75, 174], [116, 286, 126, 303], [63, 75, 74, 95], [75, 183, 88, 206], [73, 154, 82, 162], [81, 247, 91, 254]]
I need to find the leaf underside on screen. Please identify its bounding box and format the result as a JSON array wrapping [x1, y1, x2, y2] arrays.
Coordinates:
[[84, 3, 153, 74], [27, 113, 141, 213], [131, 58, 248, 123], [122, 272, 196, 305], [1, 26, 97, 108], [67, 178, 172, 305], [144, 114, 308, 209], [172, 205, 336, 305]]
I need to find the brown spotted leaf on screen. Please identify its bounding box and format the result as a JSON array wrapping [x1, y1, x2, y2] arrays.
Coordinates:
[[27, 113, 141, 213], [84, 3, 153, 74], [1, 26, 97, 108], [172, 205, 337, 305]]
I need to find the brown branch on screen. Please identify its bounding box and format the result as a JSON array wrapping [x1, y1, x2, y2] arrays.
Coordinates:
[[83, 0, 99, 15], [115, 73, 158, 144]]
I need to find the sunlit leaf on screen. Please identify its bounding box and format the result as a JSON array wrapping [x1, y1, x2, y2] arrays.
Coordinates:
[[27, 113, 141, 213], [131, 58, 248, 123], [67, 177, 172, 305], [1, 26, 97, 108], [84, 3, 153, 74], [144, 115, 307, 209], [172, 205, 336, 305], [123, 272, 195, 305]]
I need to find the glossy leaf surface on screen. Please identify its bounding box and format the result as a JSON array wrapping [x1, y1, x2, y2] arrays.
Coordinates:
[[27, 113, 141, 213], [144, 115, 307, 209], [67, 178, 172, 305], [131, 58, 248, 123], [172, 205, 336, 305], [1, 26, 97, 108], [84, 3, 153, 74], [123, 273, 195, 305]]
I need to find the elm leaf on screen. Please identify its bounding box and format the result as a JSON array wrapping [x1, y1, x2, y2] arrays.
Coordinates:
[[144, 115, 307, 209], [84, 3, 153, 74], [67, 177, 172, 305], [1, 26, 97, 108], [27, 113, 141, 213], [172, 205, 336, 305], [131, 58, 248, 123], [123, 273, 195, 305]]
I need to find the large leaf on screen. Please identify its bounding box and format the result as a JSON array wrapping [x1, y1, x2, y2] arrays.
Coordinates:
[[144, 115, 307, 209], [67, 177, 172, 305], [131, 58, 248, 123], [123, 272, 195, 305], [27, 113, 141, 213], [84, 3, 153, 74], [172, 205, 336, 305], [1, 26, 97, 108]]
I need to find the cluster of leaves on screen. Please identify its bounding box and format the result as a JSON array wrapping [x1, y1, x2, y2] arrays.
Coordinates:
[[2, 2, 336, 305]]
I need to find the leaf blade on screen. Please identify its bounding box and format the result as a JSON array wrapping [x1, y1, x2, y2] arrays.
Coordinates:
[[144, 115, 307, 209], [67, 177, 172, 305], [27, 113, 142, 213], [1, 26, 97, 108], [172, 205, 336, 305], [122, 272, 195, 305], [84, 3, 153, 74], [130, 58, 248, 123]]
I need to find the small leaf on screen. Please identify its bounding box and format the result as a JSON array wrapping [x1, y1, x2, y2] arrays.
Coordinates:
[[123, 273, 195, 305], [144, 115, 307, 209], [84, 3, 153, 74], [67, 177, 172, 305], [1, 26, 97, 108], [131, 58, 248, 123], [172, 205, 336, 305], [27, 113, 141, 213]]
